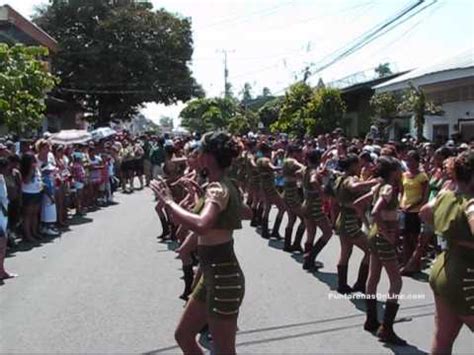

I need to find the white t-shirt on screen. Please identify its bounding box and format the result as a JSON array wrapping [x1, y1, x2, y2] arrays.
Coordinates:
[[22, 168, 43, 194], [0, 174, 9, 234]]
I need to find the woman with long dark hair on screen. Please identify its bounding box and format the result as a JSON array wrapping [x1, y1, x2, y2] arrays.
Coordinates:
[[20, 153, 43, 242], [281, 144, 306, 252], [334, 154, 379, 294], [301, 149, 333, 270], [151, 132, 251, 355], [256, 141, 285, 239], [363, 156, 406, 345]]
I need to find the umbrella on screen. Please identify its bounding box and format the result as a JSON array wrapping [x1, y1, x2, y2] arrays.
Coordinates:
[[91, 127, 117, 141], [50, 130, 92, 145]]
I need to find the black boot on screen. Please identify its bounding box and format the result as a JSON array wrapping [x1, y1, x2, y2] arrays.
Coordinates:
[[376, 302, 407, 345], [302, 242, 314, 270], [290, 222, 305, 253], [303, 238, 327, 271], [270, 212, 283, 239], [261, 216, 270, 239], [364, 298, 380, 332], [256, 204, 264, 226], [157, 216, 170, 239], [250, 208, 258, 227], [283, 227, 293, 252], [179, 265, 194, 301], [337, 265, 353, 294], [352, 262, 369, 293]]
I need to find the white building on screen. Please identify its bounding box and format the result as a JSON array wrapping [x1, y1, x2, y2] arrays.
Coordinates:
[[374, 49, 474, 143]]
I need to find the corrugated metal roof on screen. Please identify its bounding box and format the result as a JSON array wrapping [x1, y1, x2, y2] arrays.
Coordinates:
[[374, 48, 474, 91]]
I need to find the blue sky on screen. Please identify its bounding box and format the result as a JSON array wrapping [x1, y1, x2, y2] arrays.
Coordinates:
[[6, 0, 474, 124]]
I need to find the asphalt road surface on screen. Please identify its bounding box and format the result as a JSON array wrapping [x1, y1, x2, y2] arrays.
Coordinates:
[[1, 190, 472, 354]]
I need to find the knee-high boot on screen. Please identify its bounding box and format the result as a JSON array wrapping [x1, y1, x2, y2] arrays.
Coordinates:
[[250, 207, 258, 227], [157, 215, 170, 239], [256, 204, 264, 226], [352, 261, 369, 293], [337, 265, 353, 294], [283, 227, 293, 252], [179, 265, 194, 301], [376, 302, 407, 345], [364, 298, 380, 332], [303, 237, 327, 270], [290, 222, 305, 253], [261, 216, 270, 239], [271, 212, 283, 239]]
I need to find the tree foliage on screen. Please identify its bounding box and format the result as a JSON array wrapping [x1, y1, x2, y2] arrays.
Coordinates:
[[180, 97, 238, 133], [270, 83, 345, 137], [375, 63, 392, 78], [0, 44, 59, 135], [398, 83, 443, 141], [258, 98, 282, 129], [305, 87, 346, 135], [34, 0, 203, 126], [270, 82, 313, 137]]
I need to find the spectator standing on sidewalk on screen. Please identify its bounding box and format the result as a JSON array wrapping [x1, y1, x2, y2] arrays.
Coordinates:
[[150, 137, 165, 179]]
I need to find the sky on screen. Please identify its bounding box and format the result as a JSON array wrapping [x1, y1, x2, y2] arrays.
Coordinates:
[[5, 0, 474, 126]]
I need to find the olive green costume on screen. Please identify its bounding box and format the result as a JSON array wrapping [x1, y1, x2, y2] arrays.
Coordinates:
[[334, 175, 364, 238], [429, 191, 474, 316], [368, 184, 399, 262], [247, 155, 260, 191], [257, 157, 279, 198], [302, 168, 325, 222], [191, 177, 245, 318], [282, 158, 302, 209]]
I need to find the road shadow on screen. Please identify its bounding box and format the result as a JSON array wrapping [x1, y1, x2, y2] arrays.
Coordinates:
[[267, 238, 284, 251], [68, 216, 94, 226], [405, 271, 430, 283], [6, 234, 62, 257], [144, 306, 433, 354]]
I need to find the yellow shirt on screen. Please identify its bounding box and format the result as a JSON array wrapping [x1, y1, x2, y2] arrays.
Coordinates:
[[401, 171, 428, 212]]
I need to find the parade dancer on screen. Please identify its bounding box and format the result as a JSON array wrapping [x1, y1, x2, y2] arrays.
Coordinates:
[[363, 157, 407, 345], [151, 132, 251, 355], [334, 154, 379, 294], [256, 142, 285, 239], [420, 151, 474, 354], [282, 144, 306, 252], [301, 149, 333, 270]]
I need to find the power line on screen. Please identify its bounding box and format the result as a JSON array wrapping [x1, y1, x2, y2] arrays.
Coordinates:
[[303, 0, 431, 81], [195, 1, 296, 30]]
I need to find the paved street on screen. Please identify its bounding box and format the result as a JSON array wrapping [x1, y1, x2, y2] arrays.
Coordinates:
[[1, 190, 472, 354]]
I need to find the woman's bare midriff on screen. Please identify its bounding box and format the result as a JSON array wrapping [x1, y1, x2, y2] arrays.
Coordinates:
[[198, 229, 234, 246]]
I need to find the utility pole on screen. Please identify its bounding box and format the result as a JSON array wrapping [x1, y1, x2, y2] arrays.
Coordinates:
[[217, 49, 234, 98]]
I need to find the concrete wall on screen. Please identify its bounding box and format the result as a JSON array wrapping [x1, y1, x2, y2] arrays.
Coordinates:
[[423, 100, 474, 140]]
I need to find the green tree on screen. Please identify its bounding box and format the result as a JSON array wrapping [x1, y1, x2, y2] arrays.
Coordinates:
[[370, 92, 399, 138], [34, 0, 203, 126], [375, 63, 392, 78], [271, 82, 313, 137], [398, 83, 443, 141], [258, 98, 282, 129], [305, 87, 346, 135], [180, 97, 238, 133], [240, 82, 253, 105], [228, 110, 258, 135], [262, 87, 271, 98], [0, 44, 59, 135]]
